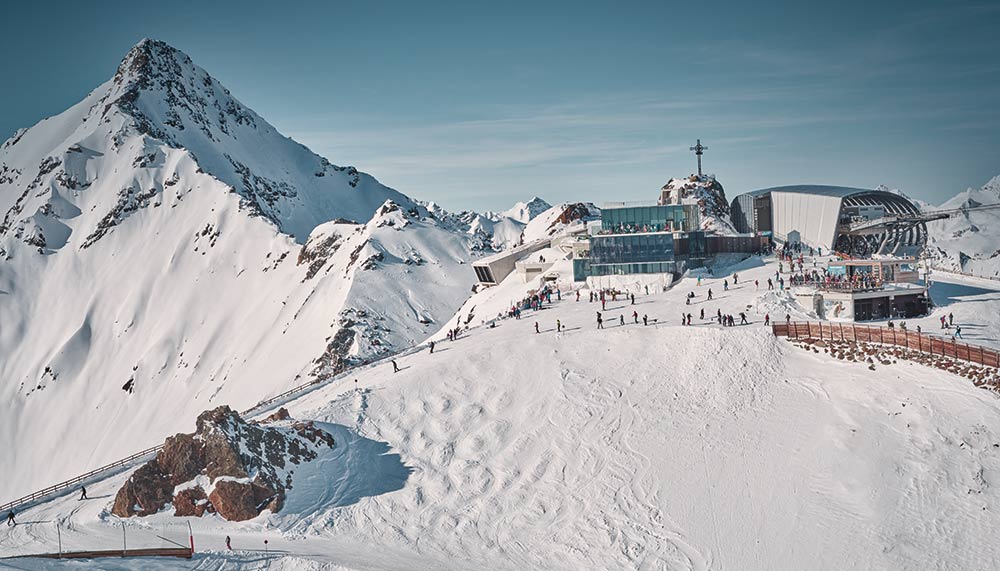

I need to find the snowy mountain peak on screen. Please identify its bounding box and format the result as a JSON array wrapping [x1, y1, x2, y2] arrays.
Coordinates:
[[502, 197, 551, 223]]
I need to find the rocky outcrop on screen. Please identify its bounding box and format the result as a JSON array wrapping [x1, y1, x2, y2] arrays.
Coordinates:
[[112, 405, 335, 520], [660, 174, 736, 234]]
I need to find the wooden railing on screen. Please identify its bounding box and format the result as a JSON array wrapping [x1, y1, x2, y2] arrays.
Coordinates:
[[772, 321, 1000, 368]]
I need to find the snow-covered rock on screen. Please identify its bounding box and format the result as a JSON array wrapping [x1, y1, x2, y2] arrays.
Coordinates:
[[499, 197, 551, 223], [111, 405, 334, 521], [660, 174, 736, 234]]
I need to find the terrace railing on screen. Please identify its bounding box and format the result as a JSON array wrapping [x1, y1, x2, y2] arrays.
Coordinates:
[[772, 321, 1000, 368]]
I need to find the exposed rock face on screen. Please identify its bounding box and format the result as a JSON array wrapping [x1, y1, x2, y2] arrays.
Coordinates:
[[112, 405, 334, 520], [173, 486, 212, 517], [208, 480, 260, 521], [660, 174, 736, 234]]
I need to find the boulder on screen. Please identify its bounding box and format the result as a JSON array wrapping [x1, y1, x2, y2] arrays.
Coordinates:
[[157, 433, 204, 486], [111, 405, 334, 520], [173, 486, 212, 517], [111, 462, 173, 517], [208, 480, 259, 521]]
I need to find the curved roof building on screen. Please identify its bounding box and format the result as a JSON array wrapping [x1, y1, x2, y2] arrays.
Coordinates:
[[731, 185, 929, 256]]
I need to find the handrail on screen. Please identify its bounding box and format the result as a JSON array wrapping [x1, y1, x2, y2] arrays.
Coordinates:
[[0, 337, 437, 515]]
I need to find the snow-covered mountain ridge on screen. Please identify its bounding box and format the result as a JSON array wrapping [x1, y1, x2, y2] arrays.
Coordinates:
[[0, 39, 490, 500], [924, 175, 1000, 278]]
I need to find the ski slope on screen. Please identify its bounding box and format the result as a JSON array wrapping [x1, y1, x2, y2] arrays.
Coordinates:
[[5, 255, 1000, 570]]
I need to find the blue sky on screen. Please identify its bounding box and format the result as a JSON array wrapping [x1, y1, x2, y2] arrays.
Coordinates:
[[1, 0, 998, 211]]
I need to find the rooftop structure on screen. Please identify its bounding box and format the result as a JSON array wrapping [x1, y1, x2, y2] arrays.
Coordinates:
[[473, 239, 550, 286], [730, 185, 944, 257]]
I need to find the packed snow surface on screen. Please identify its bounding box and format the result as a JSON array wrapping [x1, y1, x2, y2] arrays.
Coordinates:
[[5, 255, 1000, 570]]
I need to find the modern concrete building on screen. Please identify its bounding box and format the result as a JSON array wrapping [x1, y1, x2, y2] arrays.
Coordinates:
[[472, 239, 550, 286], [730, 185, 941, 256]]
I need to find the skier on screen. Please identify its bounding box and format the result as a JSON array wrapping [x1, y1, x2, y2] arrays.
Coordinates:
[[724, 280, 729, 291], [687, 313, 693, 326], [226, 536, 232, 550], [79, 486, 87, 501], [631, 293, 635, 305], [602, 299, 606, 311], [916, 325, 922, 334], [700, 308, 705, 320], [764, 314, 770, 326], [643, 314, 648, 326], [429, 341, 435, 354], [785, 314, 791, 324], [949, 312, 954, 326], [633, 310, 639, 324], [597, 312, 604, 329], [955, 325, 963, 338], [576, 291, 581, 302], [620, 315, 625, 326], [535, 322, 540, 334], [645, 285, 649, 295], [707, 289, 713, 301], [686, 297, 691, 306], [392, 360, 399, 373], [740, 312, 748, 325], [754, 279, 759, 290], [6, 511, 14, 527], [557, 319, 562, 333]]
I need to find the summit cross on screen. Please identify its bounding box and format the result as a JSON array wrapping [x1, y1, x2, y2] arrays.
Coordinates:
[[690, 139, 708, 177]]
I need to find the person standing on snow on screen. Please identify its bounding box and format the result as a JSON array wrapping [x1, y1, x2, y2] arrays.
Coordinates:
[[949, 313, 954, 326], [633, 310, 639, 324], [597, 312, 604, 329], [79, 486, 87, 501], [700, 308, 705, 320], [6, 511, 14, 527], [631, 293, 635, 305], [707, 289, 713, 301], [429, 341, 435, 354], [620, 315, 625, 326], [535, 322, 540, 334], [557, 319, 562, 333], [392, 360, 400, 373], [740, 312, 748, 325], [643, 314, 648, 326]]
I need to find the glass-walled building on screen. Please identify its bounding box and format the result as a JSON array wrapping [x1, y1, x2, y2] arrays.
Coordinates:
[[599, 203, 700, 234], [573, 203, 700, 281]]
